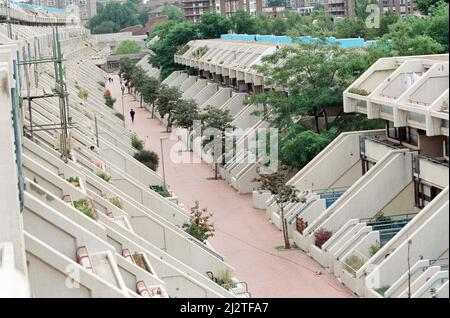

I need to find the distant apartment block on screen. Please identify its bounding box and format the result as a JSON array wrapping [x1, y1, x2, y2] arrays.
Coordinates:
[[182, 0, 216, 22]]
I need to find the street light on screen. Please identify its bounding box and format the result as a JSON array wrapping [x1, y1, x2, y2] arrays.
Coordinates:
[[160, 137, 169, 190], [121, 85, 125, 127]]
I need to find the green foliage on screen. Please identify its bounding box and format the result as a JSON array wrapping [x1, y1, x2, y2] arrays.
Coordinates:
[[348, 87, 371, 96], [115, 112, 124, 120], [141, 77, 160, 106], [104, 90, 116, 108], [117, 40, 142, 55], [131, 133, 144, 151], [191, 45, 209, 59], [157, 84, 182, 129], [182, 201, 215, 242], [109, 196, 123, 209], [369, 241, 384, 257], [119, 58, 135, 84], [375, 286, 390, 297], [177, 44, 191, 55], [149, 185, 171, 198], [414, 0, 449, 14], [198, 12, 231, 39], [77, 88, 89, 101], [161, 5, 184, 22], [214, 268, 234, 290], [344, 254, 365, 276], [73, 199, 97, 220], [172, 99, 200, 130], [134, 150, 159, 171], [87, 0, 140, 34], [372, 212, 392, 223], [66, 176, 80, 186], [96, 172, 111, 183], [230, 10, 257, 34]]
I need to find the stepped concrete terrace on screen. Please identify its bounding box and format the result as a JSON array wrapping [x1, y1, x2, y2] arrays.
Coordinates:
[[107, 75, 353, 298]]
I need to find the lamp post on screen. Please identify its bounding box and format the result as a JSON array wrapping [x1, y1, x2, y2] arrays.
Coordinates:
[[160, 137, 168, 190], [121, 94, 125, 127]]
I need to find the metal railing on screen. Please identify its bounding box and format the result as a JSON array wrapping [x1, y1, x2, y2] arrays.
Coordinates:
[[189, 238, 224, 261]]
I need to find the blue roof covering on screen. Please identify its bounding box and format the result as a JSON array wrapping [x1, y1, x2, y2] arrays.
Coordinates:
[[220, 34, 374, 48], [10, 1, 65, 13]]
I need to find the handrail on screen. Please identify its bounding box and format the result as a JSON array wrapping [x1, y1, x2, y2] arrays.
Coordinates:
[[417, 154, 449, 167], [224, 281, 251, 298], [360, 212, 418, 224], [189, 238, 224, 261], [75, 246, 95, 273]]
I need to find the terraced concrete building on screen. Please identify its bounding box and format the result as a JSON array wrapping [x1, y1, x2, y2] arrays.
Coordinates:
[[0, 12, 250, 297]]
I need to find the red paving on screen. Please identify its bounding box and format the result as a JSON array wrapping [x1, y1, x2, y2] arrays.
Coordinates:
[[107, 75, 354, 298]]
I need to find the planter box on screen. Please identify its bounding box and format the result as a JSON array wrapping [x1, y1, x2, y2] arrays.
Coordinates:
[[252, 190, 272, 210]]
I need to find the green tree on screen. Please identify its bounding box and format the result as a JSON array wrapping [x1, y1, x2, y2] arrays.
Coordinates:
[[129, 66, 147, 106], [117, 40, 142, 55], [272, 16, 288, 36], [118, 58, 135, 93], [256, 165, 299, 249], [334, 17, 366, 39], [157, 84, 182, 131], [200, 106, 234, 179], [149, 21, 199, 79], [172, 99, 200, 151], [254, 13, 274, 35], [92, 20, 117, 34], [104, 90, 116, 108], [378, 9, 399, 37], [182, 201, 215, 242], [161, 5, 184, 21], [414, 0, 449, 14], [230, 10, 257, 34], [141, 77, 161, 117], [198, 12, 231, 39], [87, 0, 140, 34]]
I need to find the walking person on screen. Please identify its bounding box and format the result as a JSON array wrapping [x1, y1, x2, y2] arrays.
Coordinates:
[[130, 108, 136, 124]]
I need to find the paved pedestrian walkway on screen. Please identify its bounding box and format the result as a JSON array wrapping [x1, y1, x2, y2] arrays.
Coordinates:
[[108, 75, 354, 298]]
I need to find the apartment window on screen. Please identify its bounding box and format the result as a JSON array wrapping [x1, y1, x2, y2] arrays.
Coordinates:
[[414, 180, 441, 209], [444, 136, 449, 158], [386, 121, 418, 146]]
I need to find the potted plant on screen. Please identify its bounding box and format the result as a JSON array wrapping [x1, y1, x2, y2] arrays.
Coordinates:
[[109, 196, 123, 209], [73, 198, 98, 220], [314, 228, 332, 248], [66, 176, 80, 187]]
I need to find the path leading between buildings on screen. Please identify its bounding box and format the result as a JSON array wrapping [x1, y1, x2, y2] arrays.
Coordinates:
[[107, 75, 354, 298]]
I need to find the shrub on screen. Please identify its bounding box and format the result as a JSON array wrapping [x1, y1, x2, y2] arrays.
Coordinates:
[[182, 201, 215, 242], [109, 196, 123, 209], [375, 286, 390, 297], [104, 90, 116, 108], [97, 172, 111, 183], [66, 176, 80, 187], [314, 228, 332, 248], [177, 44, 190, 55], [215, 268, 234, 290], [73, 199, 97, 220], [372, 212, 392, 223], [348, 87, 370, 96], [78, 88, 89, 101], [149, 185, 171, 197], [131, 133, 144, 151], [344, 254, 365, 276], [134, 150, 159, 171], [115, 112, 124, 120], [98, 81, 105, 87], [369, 241, 383, 257]]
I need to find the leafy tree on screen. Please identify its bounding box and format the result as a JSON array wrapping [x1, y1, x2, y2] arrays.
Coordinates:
[[117, 40, 142, 55], [172, 99, 200, 151], [198, 12, 231, 39], [141, 77, 161, 117], [414, 0, 449, 14], [129, 66, 147, 106], [87, 0, 140, 34], [256, 165, 299, 249], [182, 201, 215, 242], [149, 21, 199, 79], [156, 84, 182, 131], [254, 13, 274, 35], [426, 2, 449, 51], [334, 17, 367, 39], [230, 10, 257, 34], [104, 90, 116, 108], [161, 5, 184, 22], [378, 9, 399, 37], [118, 58, 135, 93], [272, 16, 288, 36], [200, 106, 234, 179], [91, 20, 117, 34]]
